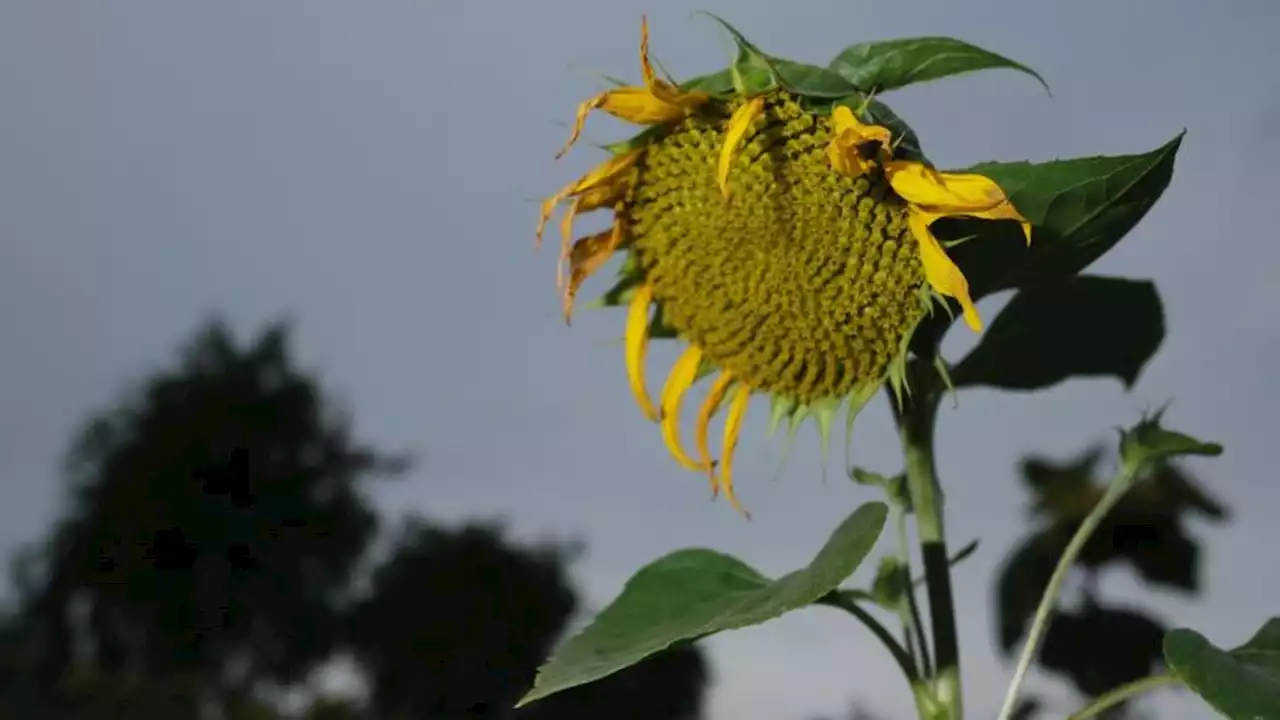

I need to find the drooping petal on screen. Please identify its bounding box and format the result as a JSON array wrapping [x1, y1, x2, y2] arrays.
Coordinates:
[[826, 106, 894, 178], [557, 184, 627, 289], [886, 161, 1015, 215], [717, 383, 753, 519], [718, 96, 765, 198], [695, 372, 735, 495], [537, 151, 641, 249], [908, 207, 983, 332], [959, 201, 1033, 245], [625, 285, 660, 421], [554, 17, 708, 159], [638, 16, 709, 108], [659, 345, 712, 471], [563, 218, 626, 323]]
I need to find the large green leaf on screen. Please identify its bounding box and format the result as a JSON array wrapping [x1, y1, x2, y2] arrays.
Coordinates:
[[516, 502, 888, 706], [828, 36, 1049, 94], [942, 133, 1184, 302], [1164, 620, 1280, 719], [951, 276, 1164, 391]]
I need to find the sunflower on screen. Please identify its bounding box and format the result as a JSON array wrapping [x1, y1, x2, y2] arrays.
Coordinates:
[[537, 17, 1031, 516]]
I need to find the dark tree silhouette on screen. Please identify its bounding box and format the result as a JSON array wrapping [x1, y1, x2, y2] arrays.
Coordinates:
[[16, 320, 406, 702], [994, 446, 1227, 716], [348, 519, 709, 720]]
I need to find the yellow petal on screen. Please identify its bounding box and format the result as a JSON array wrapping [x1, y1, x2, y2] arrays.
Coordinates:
[[637, 16, 709, 108], [696, 372, 735, 495], [717, 383, 753, 519], [659, 345, 712, 472], [563, 219, 626, 324], [908, 207, 983, 332], [556, 198, 582, 290], [625, 285, 660, 421], [638, 14, 660, 92], [555, 17, 707, 160], [718, 96, 765, 198], [557, 185, 626, 290], [555, 95, 608, 160], [963, 202, 1033, 246], [826, 136, 875, 179], [886, 161, 1010, 213], [826, 106, 894, 178], [536, 151, 641, 250], [599, 88, 699, 123], [831, 106, 893, 149]]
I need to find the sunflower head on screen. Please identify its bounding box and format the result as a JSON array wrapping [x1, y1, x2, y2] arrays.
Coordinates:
[[536, 16, 1031, 516]]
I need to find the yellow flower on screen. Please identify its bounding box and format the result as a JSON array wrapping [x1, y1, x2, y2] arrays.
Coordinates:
[[537, 22, 1030, 517]]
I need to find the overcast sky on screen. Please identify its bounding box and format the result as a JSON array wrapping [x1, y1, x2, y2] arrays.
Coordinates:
[[3, 1, 1278, 718]]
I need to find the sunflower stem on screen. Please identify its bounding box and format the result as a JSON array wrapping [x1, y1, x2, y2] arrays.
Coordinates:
[[894, 505, 933, 678], [895, 386, 961, 720], [994, 462, 1142, 720]]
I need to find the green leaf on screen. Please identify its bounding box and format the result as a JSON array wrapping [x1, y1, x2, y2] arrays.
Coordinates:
[[828, 36, 1049, 94], [1119, 412, 1223, 471], [516, 502, 888, 706], [942, 133, 1184, 302], [770, 58, 861, 98], [680, 65, 774, 96], [951, 276, 1165, 391], [1164, 620, 1280, 719], [697, 12, 857, 98]]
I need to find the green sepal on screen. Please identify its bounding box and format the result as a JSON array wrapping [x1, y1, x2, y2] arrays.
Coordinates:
[[693, 357, 717, 384], [603, 124, 670, 155], [827, 36, 1049, 96], [590, 252, 644, 309], [767, 395, 797, 437], [647, 302, 680, 339], [811, 396, 844, 471], [769, 400, 812, 483], [841, 381, 883, 471]]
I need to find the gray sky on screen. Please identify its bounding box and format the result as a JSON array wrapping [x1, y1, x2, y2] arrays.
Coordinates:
[[2, 1, 1278, 718]]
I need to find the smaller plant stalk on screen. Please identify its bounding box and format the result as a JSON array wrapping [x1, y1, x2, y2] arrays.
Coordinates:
[[994, 462, 1144, 720], [896, 387, 960, 720], [1066, 672, 1181, 720], [818, 592, 937, 720]]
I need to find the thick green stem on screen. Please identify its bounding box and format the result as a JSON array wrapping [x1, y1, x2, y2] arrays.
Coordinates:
[[1066, 672, 1180, 720], [897, 393, 961, 720], [994, 466, 1141, 720], [895, 506, 933, 678]]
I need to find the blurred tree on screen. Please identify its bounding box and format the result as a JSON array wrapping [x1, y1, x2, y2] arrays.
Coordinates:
[[348, 519, 709, 720], [994, 446, 1227, 716], [15, 319, 407, 705]]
